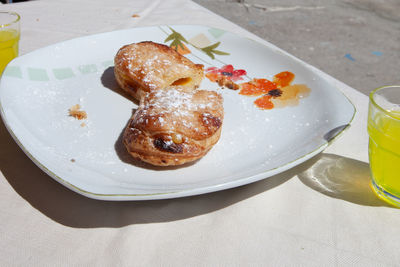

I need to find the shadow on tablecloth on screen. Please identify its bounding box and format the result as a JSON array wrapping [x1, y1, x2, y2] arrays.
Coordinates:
[[298, 153, 392, 207], [1, 112, 317, 228], [0, 109, 392, 229]]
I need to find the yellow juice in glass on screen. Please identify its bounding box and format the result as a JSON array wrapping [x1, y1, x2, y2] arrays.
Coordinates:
[[0, 29, 20, 74], [368, 104, 400, 206]]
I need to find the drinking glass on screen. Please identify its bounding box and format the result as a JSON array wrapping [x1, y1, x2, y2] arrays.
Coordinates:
[[0, 11, 20, 75], [368, 85, 400, 207]]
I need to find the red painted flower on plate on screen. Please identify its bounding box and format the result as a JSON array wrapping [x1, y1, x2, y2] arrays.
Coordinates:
[[205, 64, 247, 82]]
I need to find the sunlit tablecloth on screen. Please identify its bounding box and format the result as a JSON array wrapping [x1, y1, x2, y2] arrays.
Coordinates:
[[1, 0, 399, 266]]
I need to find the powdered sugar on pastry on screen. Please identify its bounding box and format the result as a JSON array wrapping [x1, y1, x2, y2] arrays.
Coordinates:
[[132, 87, 222, 133]]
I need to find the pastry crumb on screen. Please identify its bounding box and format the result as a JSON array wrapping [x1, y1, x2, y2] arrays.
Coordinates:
[[217, 76, 240, 90], [69, 104, 87, 120], [132, 14, 140, 18]]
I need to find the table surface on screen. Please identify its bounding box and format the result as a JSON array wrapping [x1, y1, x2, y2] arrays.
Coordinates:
[[0, 0, 399, 266]]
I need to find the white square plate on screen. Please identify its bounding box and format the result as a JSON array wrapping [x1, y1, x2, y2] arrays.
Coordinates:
[[0, 25, 355, 200]]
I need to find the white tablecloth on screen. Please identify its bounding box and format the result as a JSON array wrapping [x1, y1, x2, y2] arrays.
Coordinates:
[[1, 0, 398, 266]]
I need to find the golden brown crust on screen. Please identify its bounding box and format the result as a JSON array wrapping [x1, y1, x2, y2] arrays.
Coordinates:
[[123, 87, 224, 166], [114, 41, 204, 101]]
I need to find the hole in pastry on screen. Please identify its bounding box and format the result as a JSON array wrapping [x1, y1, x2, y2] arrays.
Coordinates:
[[171, 77, 192, 86]]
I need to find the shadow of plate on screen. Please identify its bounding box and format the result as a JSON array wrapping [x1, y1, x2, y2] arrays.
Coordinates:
[[0, 113, 321, 228], [298, 153, 393, 207]]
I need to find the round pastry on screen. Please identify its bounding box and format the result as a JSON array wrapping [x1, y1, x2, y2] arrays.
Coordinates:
[[114, 41, 204, 101], [123, 86, 224, 166]]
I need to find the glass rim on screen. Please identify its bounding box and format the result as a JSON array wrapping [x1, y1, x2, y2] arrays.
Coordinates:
[[0, 11, 21, 28], [370, 85, 400, 121]]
